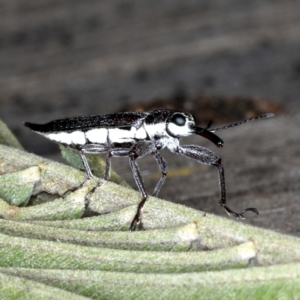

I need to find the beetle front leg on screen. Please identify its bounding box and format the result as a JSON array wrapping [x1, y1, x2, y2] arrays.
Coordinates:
[[213, 158, 259, 218], [177, 145, 259, 218]]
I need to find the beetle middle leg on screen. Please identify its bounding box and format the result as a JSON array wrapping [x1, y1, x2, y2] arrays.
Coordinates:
[[152, 150, 168, 197], [175, 145, 259, 218], [128, 141, 156, 231]]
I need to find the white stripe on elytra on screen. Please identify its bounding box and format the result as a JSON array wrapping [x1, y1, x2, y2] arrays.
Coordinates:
[[85, 128, 107, 144], [47, 131, 86, 145], [108, 127, 137, 143], [45, 124, 164, 146]]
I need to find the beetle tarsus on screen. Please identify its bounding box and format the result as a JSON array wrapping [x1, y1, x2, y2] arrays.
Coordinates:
[[130, 197, 147, 231], [61, 177, 92, 198], [221, 205, 259, 219]]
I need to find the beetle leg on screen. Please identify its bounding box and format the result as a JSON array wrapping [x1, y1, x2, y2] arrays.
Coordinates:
[[176, 145, 259, 218], [84, 152, 111, 201], [62, 148, 101, 197], [152, 150, 168, 197], [62, 144, 109, 197], [128, 141, 155, 231], [80, 144, 110, 182], [79, 150, 94, 179], [86, 147, 130, 196]]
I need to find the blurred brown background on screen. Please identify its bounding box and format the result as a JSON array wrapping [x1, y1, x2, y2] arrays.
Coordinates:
[[0, 1, 299, 235]]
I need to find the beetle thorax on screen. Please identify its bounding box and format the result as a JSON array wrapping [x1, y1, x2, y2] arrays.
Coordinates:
[[144, 122, 173, 148]]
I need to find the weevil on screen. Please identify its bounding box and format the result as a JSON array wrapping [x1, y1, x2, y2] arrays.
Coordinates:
[[25, 109, 274, 230]]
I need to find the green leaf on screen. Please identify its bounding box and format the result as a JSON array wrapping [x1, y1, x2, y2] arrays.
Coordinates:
[[0, 119, 23, 149], [0, 118, 300, 299]]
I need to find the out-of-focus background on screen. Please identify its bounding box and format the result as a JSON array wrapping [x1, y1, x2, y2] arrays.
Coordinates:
[[0, 1, 299, 235]]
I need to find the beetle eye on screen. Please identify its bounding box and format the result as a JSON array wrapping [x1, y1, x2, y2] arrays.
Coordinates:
[[170, 114, 186, 126]]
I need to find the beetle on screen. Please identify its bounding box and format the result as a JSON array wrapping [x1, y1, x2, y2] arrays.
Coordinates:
[[25, 108, 274, 230]]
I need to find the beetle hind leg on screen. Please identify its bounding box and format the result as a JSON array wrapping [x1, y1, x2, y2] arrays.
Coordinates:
[[62, 150, 95, 197], [63, 144, 110, 204], [84, 153, 112, 204]]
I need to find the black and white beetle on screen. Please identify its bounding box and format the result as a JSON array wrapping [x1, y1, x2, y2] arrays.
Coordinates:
[[25, 108, 274, 230]]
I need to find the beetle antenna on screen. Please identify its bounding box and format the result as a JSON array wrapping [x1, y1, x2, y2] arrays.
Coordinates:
[[205, 120, 213, 130], [209, 113, 275, 132]]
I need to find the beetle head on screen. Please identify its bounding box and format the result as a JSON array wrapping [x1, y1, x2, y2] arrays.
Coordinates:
[[166, 111, 223, 147], [166, 111, 195, 138]]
